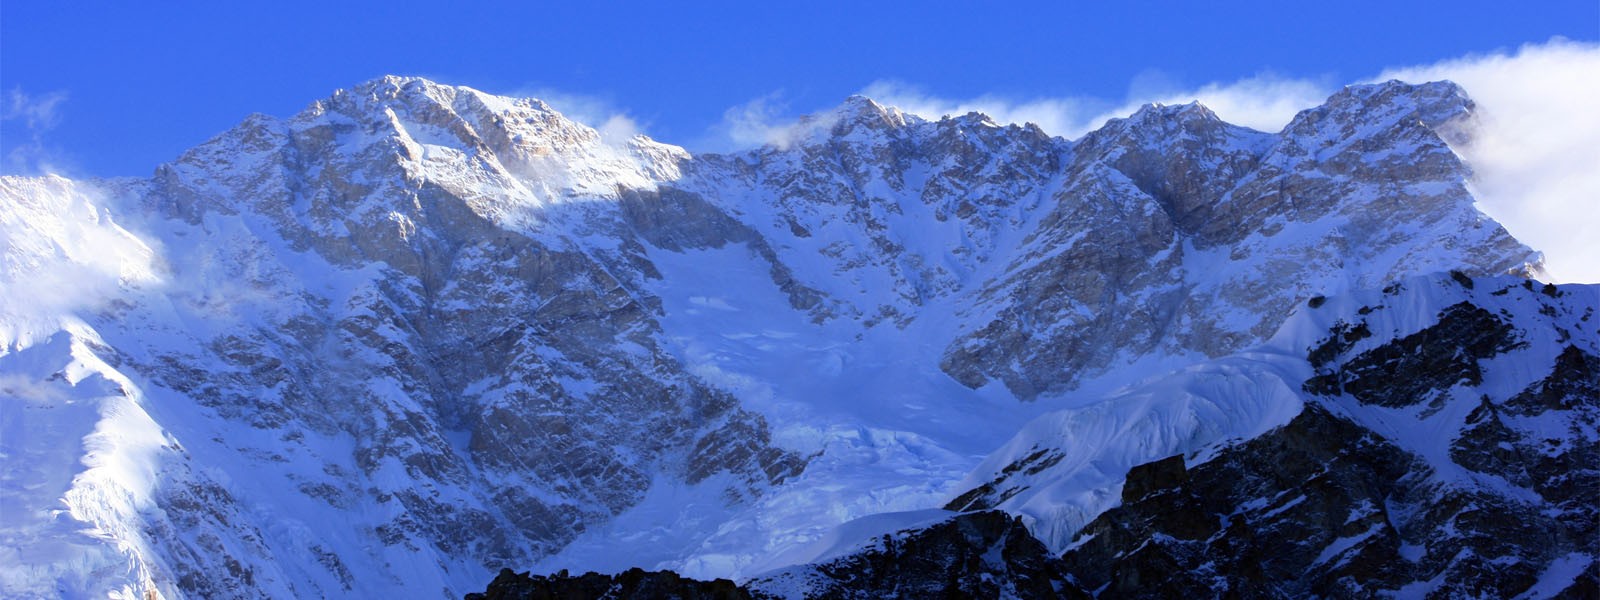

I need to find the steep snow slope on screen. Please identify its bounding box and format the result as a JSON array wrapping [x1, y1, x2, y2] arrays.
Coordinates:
[[0, 176, 170, 598], [0, 76, 1552, 598]]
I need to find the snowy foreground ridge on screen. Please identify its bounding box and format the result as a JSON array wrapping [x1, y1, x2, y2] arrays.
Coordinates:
[[1, 76, 1591, 598]]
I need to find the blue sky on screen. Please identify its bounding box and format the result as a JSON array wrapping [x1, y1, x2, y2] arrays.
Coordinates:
[[3, 1, 1595, 178]]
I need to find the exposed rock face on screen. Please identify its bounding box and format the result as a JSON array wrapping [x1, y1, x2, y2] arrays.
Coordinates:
[[749, 511, 1090, 599], [463, 511, 1098, 600], [660, 83, 1540, 401], [677, 97, 1067, 327], [465, 567, 752, 600], [1305, 301, 1522, 405], [937, 81, 1537, 399], [145, 79, 810, 574]]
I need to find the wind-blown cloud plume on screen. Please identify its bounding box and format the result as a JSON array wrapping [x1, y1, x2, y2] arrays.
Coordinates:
[[512, 88, 648, 146], [859, 76, 1334, 140], [0, 177, 160, 334], [858, 82, 1107, 139], [2, 88, 71, 174], [720, 38, 1596, 282], [1375, 39, 1600, 284], [701, 92, 852, 151], [4, 89, 67, 130], [1110, 74, 1335, 134]]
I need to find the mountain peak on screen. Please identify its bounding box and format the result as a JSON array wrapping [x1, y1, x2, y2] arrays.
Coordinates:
[[838, 94, 885, 112], [1288, 79, 1474, 135], [1082, 99, 1236, 151], [1343, 78, 1467, 102], [343, 74, 456, 107], [355, 73, 439, 91], [827, 94, 918, 132], [323, 75, 558, 120], [1126, 100, 1221, 125]]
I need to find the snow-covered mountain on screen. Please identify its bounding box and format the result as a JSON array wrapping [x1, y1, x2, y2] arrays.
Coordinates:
[[741, 272, 1596, 598], [1, 75, 1581, 599]]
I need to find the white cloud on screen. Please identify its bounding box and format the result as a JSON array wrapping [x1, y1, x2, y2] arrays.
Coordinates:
[[1374, 38, 1600, 283], [1119, 74, 1335, 134], [4, 89, 68, 130], [512, 88, 648, 146], [701, 92, 846, 151], [2, 88, 72, 175], [716, 92, 792, 148], [1086, 39, 1600, 282], [854, 75, 1332, 141], [594, 114, 645, 145], [0, 177, 160, 329], [858, 81, 1108, 139], [707, 38, 1599, 282]]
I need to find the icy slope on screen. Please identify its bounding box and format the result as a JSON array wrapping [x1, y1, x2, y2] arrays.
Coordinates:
[[943, 349, 1308, 550]]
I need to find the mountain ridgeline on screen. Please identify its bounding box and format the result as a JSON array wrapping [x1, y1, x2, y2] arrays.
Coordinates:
[[1, 75, 1588, 599]]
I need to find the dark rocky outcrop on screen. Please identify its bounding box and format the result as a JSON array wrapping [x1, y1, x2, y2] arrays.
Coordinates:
[[1059, 403, 1597, 598], [1305, 301, 1522, 406], [1055, 281, 1598, 599], [942, 446, 1065, 512], [467, 511, 1096, 600], [465, 567, 752, 600], [750, 511, 1090, 599]]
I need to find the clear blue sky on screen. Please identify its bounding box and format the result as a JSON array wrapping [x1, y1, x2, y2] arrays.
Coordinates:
[[3, 1, 1596, 177]]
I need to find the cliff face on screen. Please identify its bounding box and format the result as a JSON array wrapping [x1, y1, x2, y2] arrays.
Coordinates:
[[0, 76, 1557, 598], [934, 82, 1535, 400]]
